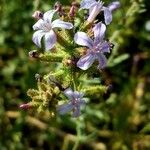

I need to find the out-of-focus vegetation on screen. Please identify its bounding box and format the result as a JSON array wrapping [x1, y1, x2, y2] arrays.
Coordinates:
[[0, 0, 150, 149]]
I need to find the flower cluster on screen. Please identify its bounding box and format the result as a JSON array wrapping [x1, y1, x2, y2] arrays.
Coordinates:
[[21, 0, 120, 117]]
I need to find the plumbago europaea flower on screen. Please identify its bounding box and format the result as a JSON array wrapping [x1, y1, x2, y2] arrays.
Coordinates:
[[80, 0, 120, 24], [57, 88, 85, 117], [20, 0, 120, 118], [74, 22, 111, 70], [32, 10, 73, 51]]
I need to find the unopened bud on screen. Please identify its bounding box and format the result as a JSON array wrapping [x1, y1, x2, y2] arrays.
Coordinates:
[[19, 103, 32, 109], [69, 5, 76, 17], [54, 1, 62, 12], [54, 1, 65, 16], [32, 11, 43, 20]]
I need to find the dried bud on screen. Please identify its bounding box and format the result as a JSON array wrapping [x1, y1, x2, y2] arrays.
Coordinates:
[[63, 58, 76, 67], [69, 5, 76, 17], [29, 50, 39, 58], [19, 103, 32, 109], [48, 76, 65, 91], [32, 11, 43, 20], [35, 73, 43, 82]]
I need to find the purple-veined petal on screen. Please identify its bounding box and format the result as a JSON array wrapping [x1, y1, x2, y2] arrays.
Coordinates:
[[72, 106, 81, 117], [87, 2, 103, 23], [52, 19, 73, 29], [103, 7, 112, 25], [97, 53, 107, 69], [100, 41, 111, 53], [80, 0, 96, 9], [44, 30, 56, 50], [64, 88, 74, 100], [108, 1, 120, 11], [77, 53, 95, 70], [43, 10, 56, 23], [33, 19, 45, 30], [32, 30, 45, 48], [57, 103, 74, 115], [93, 22, 106, 44], [74, 32, 93, 49]]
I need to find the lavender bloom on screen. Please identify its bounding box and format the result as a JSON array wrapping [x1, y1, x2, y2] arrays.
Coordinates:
[[80, 0, 120, 25], [74, 22, 111, 70], [57, 88, 85, 117], [32, 10, 73, 51]]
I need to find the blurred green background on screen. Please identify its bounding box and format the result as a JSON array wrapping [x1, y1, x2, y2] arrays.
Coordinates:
[[0, 0, 150, 149]]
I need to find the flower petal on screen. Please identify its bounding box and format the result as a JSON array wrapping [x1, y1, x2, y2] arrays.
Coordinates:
[[57, 103, 73, 115], [87, 2, 103, 23], [79, 99, 86, 106], [108, 1, 120, 12], [44, 30, 56, 50], [43, 10, 56, 23], [103, 7, 112, 25], [93, 22, 106, 44], [52, 19, 73, 29], [97, 53, 107, 69], [64, 88, 74, 100], [72, 106, 81, 117], [77, 53, 95, 70], [73, 91, 84, 99], [80, 0, 96, 9], [101, 41, 111, 53], [32, 30, 45, 48], [74, 32, 93, 49], [33, 19, 45, 30]]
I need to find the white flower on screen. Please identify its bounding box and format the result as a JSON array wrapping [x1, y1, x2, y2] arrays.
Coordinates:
[[80, 0, 120, 25], [32, 10, 73, 51]]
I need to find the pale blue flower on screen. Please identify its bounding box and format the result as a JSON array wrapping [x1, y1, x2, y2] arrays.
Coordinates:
[[57, 88, 85, 117], [32, 10, 73, 51], [80, 0, 120, 25], [74, 22, 111, 70]]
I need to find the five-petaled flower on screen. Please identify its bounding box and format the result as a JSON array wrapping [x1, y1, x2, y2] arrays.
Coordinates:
[[74, 22, 111, 70], [80, 0, 120, 25], [57, 88, 85, 117], [32, 10, 73, 51]]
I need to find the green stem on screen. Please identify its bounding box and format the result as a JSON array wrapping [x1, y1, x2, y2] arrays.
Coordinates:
[[80, 21, 92, 31], [72, 120, 81, 150], [38, 54, 63, 62]]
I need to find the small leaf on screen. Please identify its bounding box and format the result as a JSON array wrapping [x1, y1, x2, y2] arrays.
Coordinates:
[[108, 54, 129, 67]]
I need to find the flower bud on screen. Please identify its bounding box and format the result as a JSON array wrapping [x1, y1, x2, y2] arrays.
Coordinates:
[[54, 1, 62, 12], [32, 11, 43, 20], [19, 103, 32, 109], [69, 2, 79, 17], [54, 1, 65, 16]]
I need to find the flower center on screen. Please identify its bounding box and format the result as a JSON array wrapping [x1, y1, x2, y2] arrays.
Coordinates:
[[71, 98, 79, 106], [92, 42, 103, 54], [43, 21, 52, 32]]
